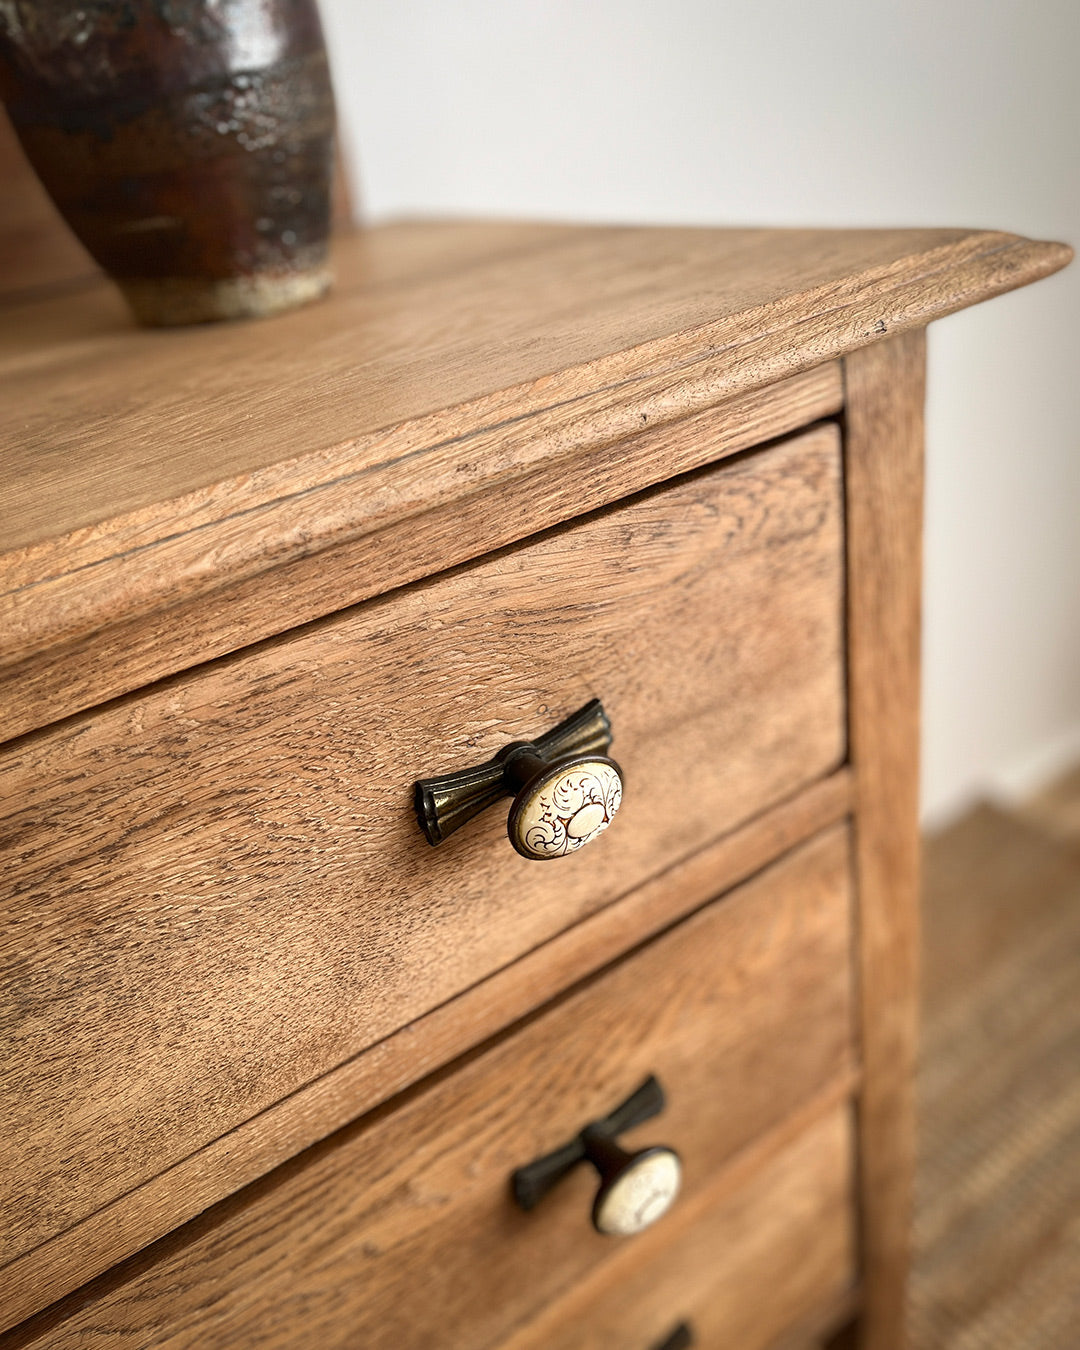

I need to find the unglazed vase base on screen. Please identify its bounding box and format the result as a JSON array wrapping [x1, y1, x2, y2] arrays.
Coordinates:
[[119, 266, 332, 327], [512, 759, 623, 859], [595, 1150, 682, 1236]]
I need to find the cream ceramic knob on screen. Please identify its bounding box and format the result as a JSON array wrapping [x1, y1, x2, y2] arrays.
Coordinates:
[[503, 748, 622, 860], [511, 1075, 681, 1237], [414, 699, 623, 861], [584, 1131, 682, 1236]]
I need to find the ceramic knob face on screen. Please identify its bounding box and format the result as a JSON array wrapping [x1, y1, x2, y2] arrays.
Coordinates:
[[593, 1147, 682, 1237], [507, 756, 623, 860]]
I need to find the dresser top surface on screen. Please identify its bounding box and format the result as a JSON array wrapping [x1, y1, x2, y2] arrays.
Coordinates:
[[0, 220, 1069, 713], [3, 221, 1069, 561]]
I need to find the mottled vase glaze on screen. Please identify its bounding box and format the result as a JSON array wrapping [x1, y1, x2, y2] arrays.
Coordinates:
[[0, 0, 335, 325]]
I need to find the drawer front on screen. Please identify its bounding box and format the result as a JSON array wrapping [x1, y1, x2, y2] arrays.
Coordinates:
[[0, 425, 845, 1260], [12, 828, 855, 1349], [501, 1105, 855, 1350]]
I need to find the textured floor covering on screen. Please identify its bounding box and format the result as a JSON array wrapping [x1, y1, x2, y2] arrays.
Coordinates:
[[908, 787, 1080, 1349]]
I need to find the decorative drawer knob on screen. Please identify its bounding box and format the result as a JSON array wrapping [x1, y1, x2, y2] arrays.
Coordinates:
[[511, 1074, 681, 1236], [414, 698, 623, 860]]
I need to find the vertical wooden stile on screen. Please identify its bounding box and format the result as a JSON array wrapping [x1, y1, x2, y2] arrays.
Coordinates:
[[843, 329, 926, 1350]]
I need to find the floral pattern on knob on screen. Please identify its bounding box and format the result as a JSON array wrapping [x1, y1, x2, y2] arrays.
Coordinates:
[[510, 760, 623, 860]]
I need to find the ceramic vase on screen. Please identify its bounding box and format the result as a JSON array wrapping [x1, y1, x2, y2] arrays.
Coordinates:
[[0, 0, 336, 325]]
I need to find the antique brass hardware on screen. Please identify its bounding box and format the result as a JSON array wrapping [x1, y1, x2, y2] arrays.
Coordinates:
[[652, 1325, 694, 1350], [511, 1074, 681, 1236], [414, 698, 623, 861]]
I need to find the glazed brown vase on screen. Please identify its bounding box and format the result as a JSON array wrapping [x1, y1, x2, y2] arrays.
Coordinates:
[[0, 0, 336, 325]]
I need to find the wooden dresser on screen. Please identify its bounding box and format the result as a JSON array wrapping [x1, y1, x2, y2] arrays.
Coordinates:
[[0, 222, 1069, 1350]]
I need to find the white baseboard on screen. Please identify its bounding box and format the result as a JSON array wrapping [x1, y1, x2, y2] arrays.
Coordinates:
[[985, 721, 1080, 805], [920, 719, 1080, 833]]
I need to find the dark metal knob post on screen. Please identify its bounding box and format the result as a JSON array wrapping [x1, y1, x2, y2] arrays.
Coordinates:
[[511, 1074, 681, 1236], [652, 1324, 694, 1350], [414, 698, 623, 860]]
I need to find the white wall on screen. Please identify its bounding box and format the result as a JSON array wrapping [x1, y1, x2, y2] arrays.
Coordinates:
[[322, 0, 1080, 825]]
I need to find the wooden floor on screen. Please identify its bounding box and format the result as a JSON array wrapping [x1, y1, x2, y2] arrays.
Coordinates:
[[909, 770, 1080, 1348]]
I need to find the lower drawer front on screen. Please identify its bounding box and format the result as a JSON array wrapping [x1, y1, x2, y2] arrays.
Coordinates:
[[501, 1104, 855, 1350], [15, 827, 854, 1349]]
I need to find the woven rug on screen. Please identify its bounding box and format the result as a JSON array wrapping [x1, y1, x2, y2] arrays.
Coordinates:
[[909, 800, 1080, 1349]]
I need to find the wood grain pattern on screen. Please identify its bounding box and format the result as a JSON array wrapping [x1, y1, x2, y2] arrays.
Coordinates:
[[843, 331, 926, 1350], [767, 1289, 862, 1350], [0, 768, 851, 1334], [0, 363, 842, 741], [0, 222, 1069, 726], [1, 828, 855, 1350], [501, 1101, 856, 1350], [0, 426, 846, 1272]]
